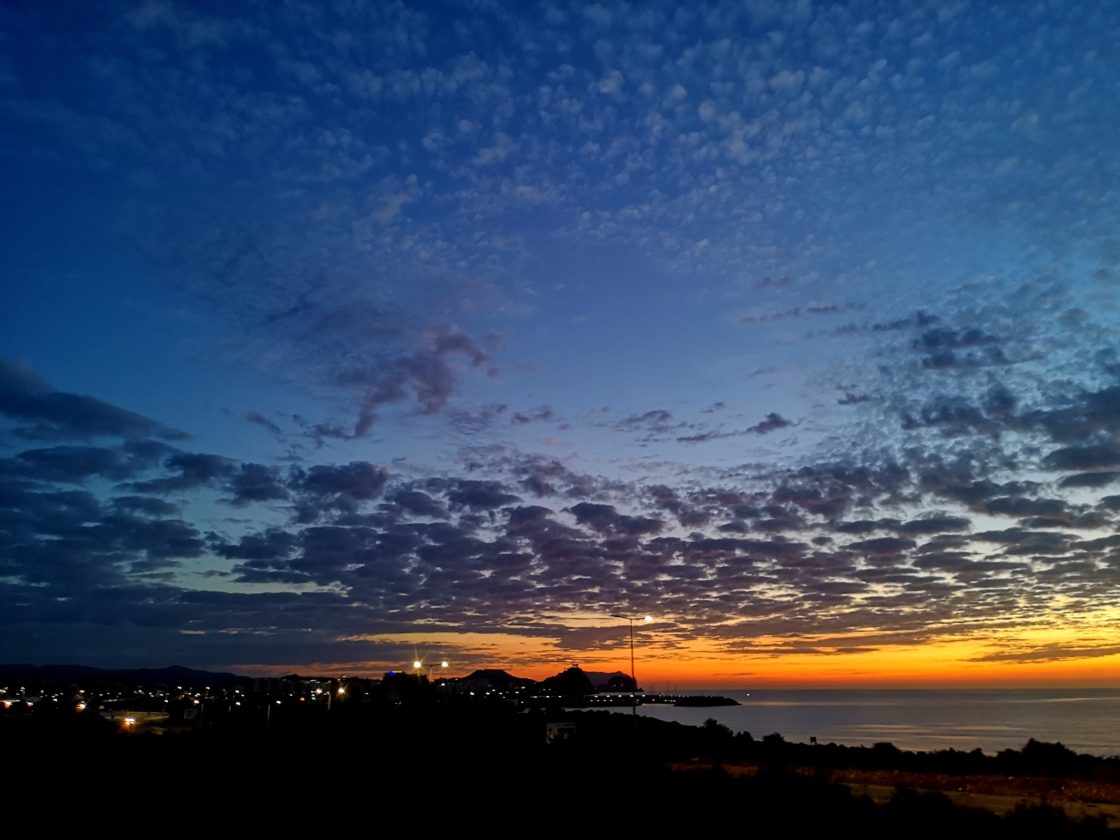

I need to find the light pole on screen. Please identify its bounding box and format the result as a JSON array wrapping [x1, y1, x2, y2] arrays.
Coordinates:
[[610, 614, 652, 715], [411, 657, 450, 685]]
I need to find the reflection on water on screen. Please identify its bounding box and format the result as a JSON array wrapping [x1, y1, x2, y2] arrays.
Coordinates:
[[638, 689, 1120, 757]]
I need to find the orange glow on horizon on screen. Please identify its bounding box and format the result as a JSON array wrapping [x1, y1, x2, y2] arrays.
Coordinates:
[[233, 627, 1120, 689], [226, 608, 1120, 688]]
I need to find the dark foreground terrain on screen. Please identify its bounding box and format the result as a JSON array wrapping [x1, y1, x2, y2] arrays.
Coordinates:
[[5, 698, 1118, 836]]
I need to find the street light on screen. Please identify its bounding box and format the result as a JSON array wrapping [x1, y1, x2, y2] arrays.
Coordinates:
[[410, 656, 451, 685], [610, 614, 652, 715]]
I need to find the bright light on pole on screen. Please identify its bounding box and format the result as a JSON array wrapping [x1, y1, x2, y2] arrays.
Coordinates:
[[409, 654, 451, 687]]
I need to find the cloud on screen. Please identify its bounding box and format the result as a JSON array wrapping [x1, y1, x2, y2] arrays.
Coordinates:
[[972, 528, 1079, 556], [832, 310, 939, 337], [383, 488, 448, 519], [1058, 471, 1120, 489], [215, 528, 299, 562], [615, 409, 673, 429], [226, 463, 288, 506], [919, 346, 1009, 369], [1034, 385, 1120, 444], [845, 536, 916, 556], [0, 358, 185, 441], [0, 477, 205, 594], [896, 515, 971, 535], [676, 411, 793, 444], [646, 484, 711, 527], [739, 303, 859, 324], [900, 397, 996, 436], [245, 410, 284, 438], [1098, 495, 1120, 511], [676, 429, 723, 444], [291, 462, 390, 521], [511, 405, 555, 425], [110, 495, 180, 517], [567, 501, 663, 536], [612, 409, 679, 438], [746, 412, 791, 435], [968, 642, 1120, 664], [336, 325, 490, 437], [1043, 442, 1120, 471], [9, 445, 149, 483], [596, 69, 624, 95], [912, 326, 999, 352], [446, 403, 509, 435], [128, 453, 236, 494], [984, 496, 1068, 518], [437, 478, 520, 511]]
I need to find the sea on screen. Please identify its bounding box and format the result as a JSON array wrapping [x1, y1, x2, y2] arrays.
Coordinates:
[[637, 689, 1120, 758]]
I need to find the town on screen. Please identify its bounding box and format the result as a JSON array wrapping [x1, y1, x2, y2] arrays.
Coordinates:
[[0, 663, 736, 732]]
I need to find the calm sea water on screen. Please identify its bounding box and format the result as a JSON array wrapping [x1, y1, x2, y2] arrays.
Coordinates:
[[638, 690, 1120, 757]]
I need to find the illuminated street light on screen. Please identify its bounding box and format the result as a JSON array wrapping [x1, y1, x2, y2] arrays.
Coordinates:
[[408, 656, 452, 687], [610, 614, 653, 715]]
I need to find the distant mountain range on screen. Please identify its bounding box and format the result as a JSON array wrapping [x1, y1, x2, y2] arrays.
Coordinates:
[[0, 663, 636, 691]]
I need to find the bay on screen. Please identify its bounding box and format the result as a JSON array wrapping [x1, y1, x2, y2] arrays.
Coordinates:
[[638, 689, 1120, 757]]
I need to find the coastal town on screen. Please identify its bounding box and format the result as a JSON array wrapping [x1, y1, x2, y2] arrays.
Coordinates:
[[0, 663, 735, 731]]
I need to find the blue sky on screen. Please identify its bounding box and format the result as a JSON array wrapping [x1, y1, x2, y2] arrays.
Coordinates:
[[3, 0, 1120, 684]]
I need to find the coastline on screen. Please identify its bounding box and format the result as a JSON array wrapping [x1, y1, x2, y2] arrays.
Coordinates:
[[638, 688, 1120, 758]]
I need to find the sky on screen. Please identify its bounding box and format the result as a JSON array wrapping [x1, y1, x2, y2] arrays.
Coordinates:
[[3, 0, 1120, 688]]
